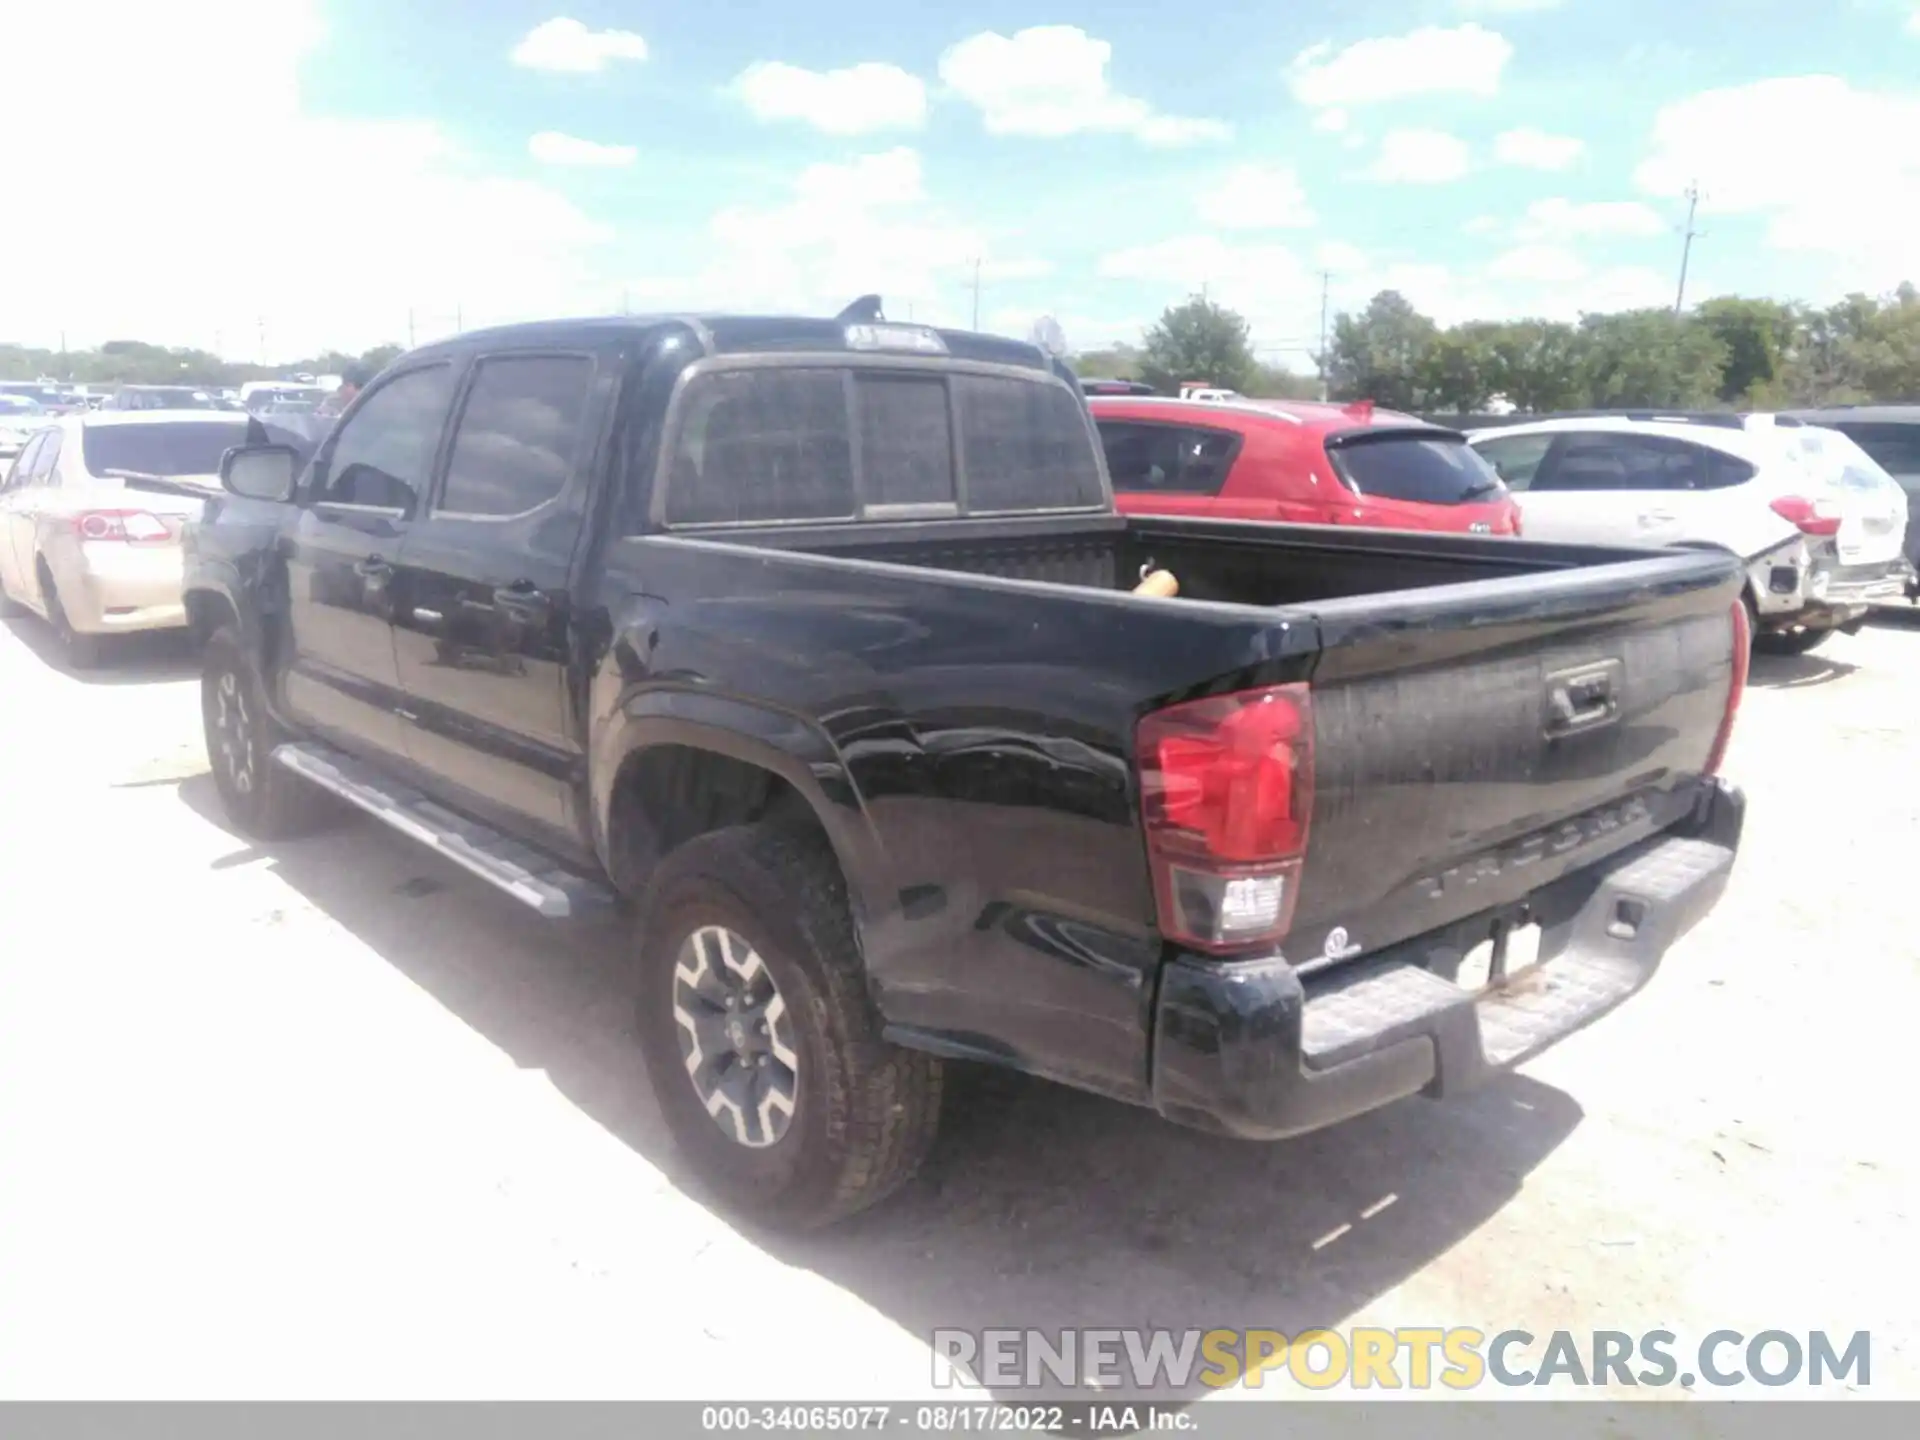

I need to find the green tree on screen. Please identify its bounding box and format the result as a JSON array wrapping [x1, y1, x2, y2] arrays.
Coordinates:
[[1416, 329, 1497, 413], [1138, 295, 1256, 394], [1070, 343, 1145, 380], [1243, 360, 1319, 400], [1477, 320, 1585, 413], [1323, 290, 1437, 410], [1576, 309, 1729, 408], [1697, 296, 1796, 403]]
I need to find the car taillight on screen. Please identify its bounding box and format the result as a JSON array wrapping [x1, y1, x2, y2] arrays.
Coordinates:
[[1704, 601, 1750, 777], [74, 510, 171, 543], [1770, 494, 1841, 537], [1137, 683, 1314, 954]]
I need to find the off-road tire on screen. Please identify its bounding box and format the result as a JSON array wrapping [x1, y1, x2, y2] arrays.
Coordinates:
[[634, 821, 944, 1230], [201, 624, 340, 839]]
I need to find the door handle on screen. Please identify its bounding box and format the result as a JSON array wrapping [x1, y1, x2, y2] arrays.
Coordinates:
[[1637, 509, 1676, 525], [493, 582, 550, 617]]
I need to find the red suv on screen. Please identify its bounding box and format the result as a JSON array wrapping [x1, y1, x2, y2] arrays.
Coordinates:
[[1089, 396, 1522, 535]]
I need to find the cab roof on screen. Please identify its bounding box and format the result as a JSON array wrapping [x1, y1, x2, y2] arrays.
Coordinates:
[[410, 312, 1064, 377]]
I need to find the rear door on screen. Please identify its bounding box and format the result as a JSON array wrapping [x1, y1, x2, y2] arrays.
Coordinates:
[[280, 360, 458, 763], [1097, 419, 1241, 519], [389, 350, 603, 846]]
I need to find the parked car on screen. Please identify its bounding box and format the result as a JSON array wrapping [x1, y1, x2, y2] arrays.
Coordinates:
[[0, 409, 257, 665], [1092, 395, 1523, 535], [184, 308, 1747, 1230], [105, 385, 230, 412], [1469, 413, 1910, 653], [0, 396, 53, 460], [1782, 405, 1920, 599]]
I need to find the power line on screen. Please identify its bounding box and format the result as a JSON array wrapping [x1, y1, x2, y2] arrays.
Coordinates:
[[1674, 181, 1705, 314]]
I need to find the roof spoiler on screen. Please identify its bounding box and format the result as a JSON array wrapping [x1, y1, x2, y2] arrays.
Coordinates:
[[837, 294, 885, 324], [1342, 399, 1375, 423]]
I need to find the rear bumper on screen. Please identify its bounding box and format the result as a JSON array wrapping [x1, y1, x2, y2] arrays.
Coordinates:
[[49, 541, 188, 634], [1149, 778, 1744, 1141]]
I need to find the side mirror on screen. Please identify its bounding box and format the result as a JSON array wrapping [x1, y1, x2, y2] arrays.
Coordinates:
[[220, 444, 299, 502]]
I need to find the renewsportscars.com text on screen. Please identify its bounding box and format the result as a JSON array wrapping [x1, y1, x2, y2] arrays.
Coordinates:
[[932, 1327, 1871, 1391]]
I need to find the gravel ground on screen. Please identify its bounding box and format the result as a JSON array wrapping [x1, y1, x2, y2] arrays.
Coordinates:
[[1, 608, 1914, 1405]]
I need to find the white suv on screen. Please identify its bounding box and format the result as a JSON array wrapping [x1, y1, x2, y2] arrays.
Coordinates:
[[1469, 413, 1912, 653]]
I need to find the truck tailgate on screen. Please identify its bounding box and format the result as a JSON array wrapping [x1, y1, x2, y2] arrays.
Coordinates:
[[1287, 549, 1743, 967]]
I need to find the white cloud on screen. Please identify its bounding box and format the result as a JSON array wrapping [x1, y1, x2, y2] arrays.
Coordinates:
[[1454, 0, 1562, 12], [1097, 235, 1324, 362], [730, 60, 926, 135], [1316, 240, 1370, 273], [1369, 129, 1472, 184], [527, 131, 637, 167], [1634, 75, 1920, 289], [1487, 244, 1588, 284], [1518, 197, 1668, 240], [1494, 127, 1584, 170], [980, 258, 1056, 281], [622, 149, 1001, 327], [511, 16, 648, 73], [938, 26, 1230, 145], [1464, 214, 1503, 236], [1197, 164, 1316, 230], [5, 1, 612, 356], [1312, 107, 1351, 134], [1287, 25, 1513, 109], [1909, 8, 1920, 36]]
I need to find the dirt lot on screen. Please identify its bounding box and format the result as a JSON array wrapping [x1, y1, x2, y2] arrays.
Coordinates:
[[1, 609, 1915, 1403]]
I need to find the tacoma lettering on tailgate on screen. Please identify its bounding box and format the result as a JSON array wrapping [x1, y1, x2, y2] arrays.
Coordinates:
[[1413, 794, 1653, 901]]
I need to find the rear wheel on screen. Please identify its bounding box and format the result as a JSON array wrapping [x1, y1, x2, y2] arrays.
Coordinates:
[[201, 624, 339, 839], [633, 820, 944, 1230], [38, 563, 101, 669]]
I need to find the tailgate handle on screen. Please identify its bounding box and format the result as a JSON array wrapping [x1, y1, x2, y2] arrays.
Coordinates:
[[1545, 660, 1623, 737]]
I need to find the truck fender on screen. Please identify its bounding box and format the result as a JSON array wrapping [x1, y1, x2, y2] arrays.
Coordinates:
[[591, 690, 889, 926]]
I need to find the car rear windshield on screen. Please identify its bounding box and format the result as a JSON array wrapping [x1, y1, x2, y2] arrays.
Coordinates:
[[663, 365, 1104, 525], [82, 421, 253, 478], [1330, 430, 1508, 505]]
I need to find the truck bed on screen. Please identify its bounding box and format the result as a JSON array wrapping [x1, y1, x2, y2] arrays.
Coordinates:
[[601, 513, 1743, 1097]]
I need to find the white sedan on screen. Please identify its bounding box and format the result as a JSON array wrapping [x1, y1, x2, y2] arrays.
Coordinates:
[[0, 409, 258, 666]]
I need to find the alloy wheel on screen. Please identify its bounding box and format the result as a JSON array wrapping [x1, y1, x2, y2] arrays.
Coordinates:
[[670, 925, 799, 1148]]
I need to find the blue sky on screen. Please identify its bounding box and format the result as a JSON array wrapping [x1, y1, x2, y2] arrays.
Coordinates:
[[13, 1, 1920, 364]]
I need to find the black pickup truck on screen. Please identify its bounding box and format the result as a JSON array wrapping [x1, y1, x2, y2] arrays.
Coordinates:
[[183, 308, 1749, 1228]]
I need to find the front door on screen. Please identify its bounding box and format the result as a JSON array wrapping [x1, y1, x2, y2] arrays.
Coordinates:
[[279, 361, 459, 762], [389, 351, 601, 848], [0, 433, 47, 600]]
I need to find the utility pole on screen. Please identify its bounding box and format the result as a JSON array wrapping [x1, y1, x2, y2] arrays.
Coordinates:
[[455, 303, 464, 334], [407, 309, 416, 349], [969, 258, 982, 331], [257, 317, 267, 365], [1317, 270, 1332, 401], [1674, 182, 1704, 315]]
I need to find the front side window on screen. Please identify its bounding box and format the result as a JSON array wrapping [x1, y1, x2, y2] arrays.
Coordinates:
[[439, 355, 593, 517], [311, 363, 456, 512]]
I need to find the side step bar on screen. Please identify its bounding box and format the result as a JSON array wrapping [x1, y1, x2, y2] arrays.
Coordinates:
[[273, 742, 617, 920]]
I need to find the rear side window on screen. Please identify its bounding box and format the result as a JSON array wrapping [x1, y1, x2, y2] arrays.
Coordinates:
[[1533, 434, 1753, 493], [439, 355, 594, 517], [1331, 432, 1507, 505], [311, 363, 456, 511], [1097, 421, 1237, 496], [661, 366, 1101, 525], [1471, 432, 1554, 491], [80, 421, 250, 479]]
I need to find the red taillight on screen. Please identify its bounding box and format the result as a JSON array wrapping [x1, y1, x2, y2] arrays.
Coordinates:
[[1705, 601, 1750, 776], [1770, 494, 1841, 537], [74, 510, 171, 543], [1509, 506, 1523, 537], [1137, 683, 1314, 953]]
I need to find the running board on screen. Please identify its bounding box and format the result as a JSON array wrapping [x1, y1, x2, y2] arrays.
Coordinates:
[[272, 742, 616, 920]]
